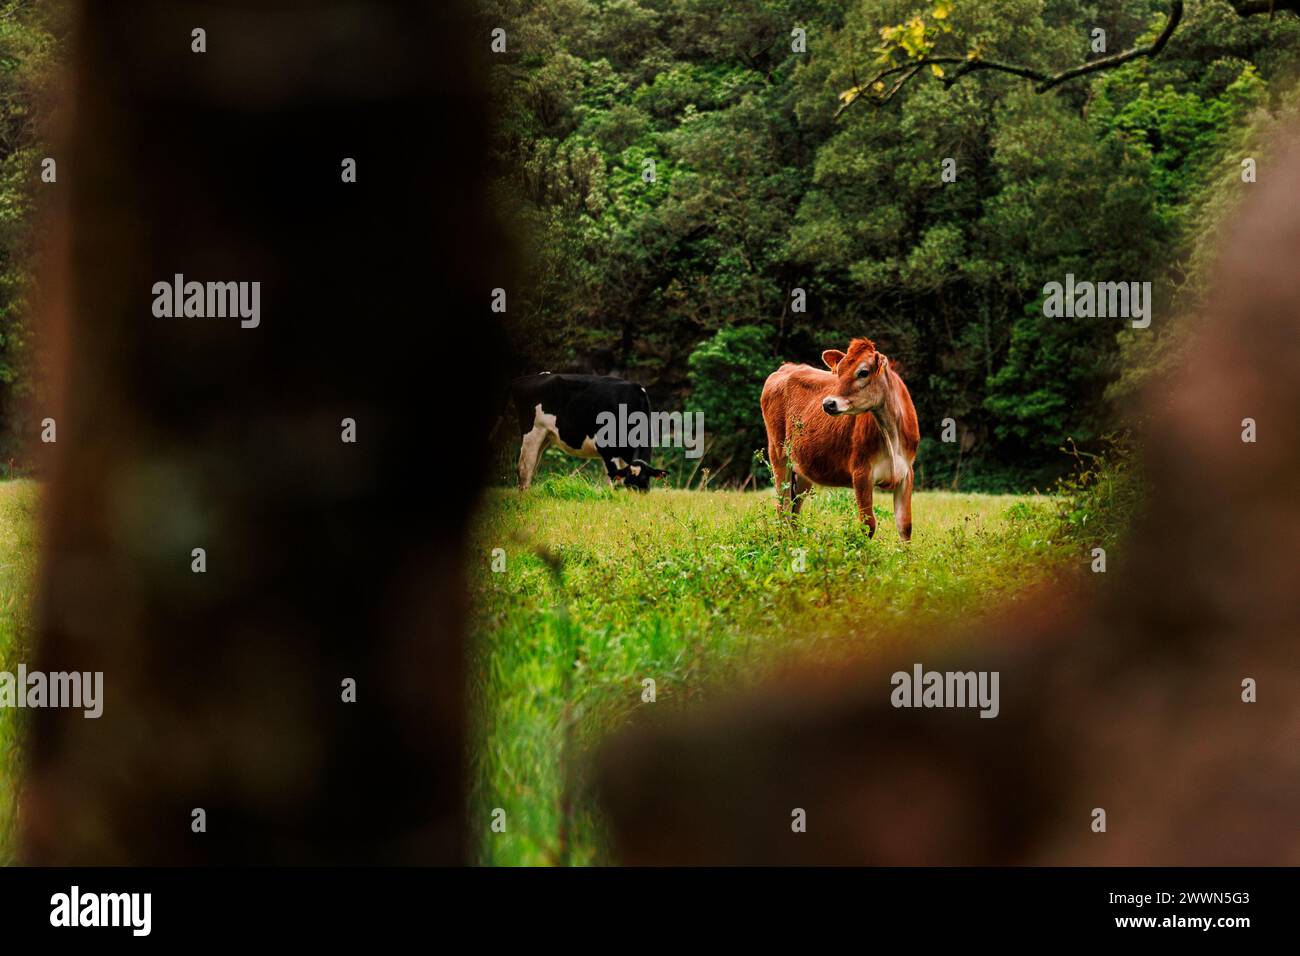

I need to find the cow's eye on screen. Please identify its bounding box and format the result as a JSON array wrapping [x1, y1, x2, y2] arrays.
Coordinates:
[[856, 366, 870, 379]]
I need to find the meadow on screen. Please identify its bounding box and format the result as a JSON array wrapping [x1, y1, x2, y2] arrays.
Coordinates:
[[468, 474, 1078, 865], [0, 480, 38, 865], [0, 473, 1082, 866]]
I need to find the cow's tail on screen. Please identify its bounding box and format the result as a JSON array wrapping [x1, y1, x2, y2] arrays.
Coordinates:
[[489, 388, 517, 444]]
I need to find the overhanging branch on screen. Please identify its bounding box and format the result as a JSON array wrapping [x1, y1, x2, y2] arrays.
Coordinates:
[[1228, 0, 1300, 14], [838, 1, 1200, 115], [1035, 0, 1183, 92]]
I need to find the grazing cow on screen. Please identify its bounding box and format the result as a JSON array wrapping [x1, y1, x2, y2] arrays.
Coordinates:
[[510, 373, 669, 491], [760, 338, 920, 539]]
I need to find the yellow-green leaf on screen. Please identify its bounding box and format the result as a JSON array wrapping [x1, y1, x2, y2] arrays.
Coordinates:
[[931, 64, 945, 78]]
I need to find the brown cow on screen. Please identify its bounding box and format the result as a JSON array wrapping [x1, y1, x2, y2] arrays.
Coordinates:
[[761, 338, 920, 539]]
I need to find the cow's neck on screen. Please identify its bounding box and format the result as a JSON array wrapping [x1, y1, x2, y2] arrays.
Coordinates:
[[869, 370, 906, 483]]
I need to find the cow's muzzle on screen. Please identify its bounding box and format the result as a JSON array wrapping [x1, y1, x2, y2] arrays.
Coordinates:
[[822, 398, 842, 416]]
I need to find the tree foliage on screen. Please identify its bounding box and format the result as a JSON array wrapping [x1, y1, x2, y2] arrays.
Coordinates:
[[486, 0, 1300, 488], [2, 3, 1296, 487], [0, 0, 65, 471], [686, 325, 774, 480]]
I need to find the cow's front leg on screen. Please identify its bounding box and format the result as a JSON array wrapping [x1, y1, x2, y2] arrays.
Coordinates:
[[602, 453, 623, 488], [852, 469, 877, 538], [893, 469, 913, 542]]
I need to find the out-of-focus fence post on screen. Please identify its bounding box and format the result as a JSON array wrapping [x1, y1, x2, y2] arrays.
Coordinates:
[[24, 0, 505, 864]]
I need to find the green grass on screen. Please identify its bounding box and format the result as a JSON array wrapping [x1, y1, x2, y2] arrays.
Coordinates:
[[468, 476, 1076, 865], [0, 480, 38, 865], [0, 475, 1081, 867]]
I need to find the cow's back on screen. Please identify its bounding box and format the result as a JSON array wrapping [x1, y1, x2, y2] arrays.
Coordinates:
[[762, 364, 824, 425], [511, 373, 650, 449], [763, 363, 858, 485], [510, 373, 554, 434]]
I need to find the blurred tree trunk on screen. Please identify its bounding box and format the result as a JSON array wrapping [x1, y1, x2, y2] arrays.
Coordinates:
[[24, 0, 506, 864]]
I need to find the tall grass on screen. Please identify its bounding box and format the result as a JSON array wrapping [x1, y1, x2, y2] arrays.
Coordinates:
[[0, 472, 1105, 866], [468, 484, 1075, 865], [0, 480, 38, 864]]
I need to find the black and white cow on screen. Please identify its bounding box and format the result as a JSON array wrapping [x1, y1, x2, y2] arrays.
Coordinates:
[[510, 373, 668, 491]]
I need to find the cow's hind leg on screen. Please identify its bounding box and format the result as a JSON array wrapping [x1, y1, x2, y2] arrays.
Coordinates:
[[768, 440, 789, 519], [517, 426, 548, 491], [790, 471, 813, 517], [893, 469, 913, 542]]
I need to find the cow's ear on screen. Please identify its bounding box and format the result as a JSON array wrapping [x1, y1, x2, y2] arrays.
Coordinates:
[[822, 349, 845, 371]]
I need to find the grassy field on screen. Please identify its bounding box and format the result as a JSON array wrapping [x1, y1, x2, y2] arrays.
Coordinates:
[[0, 475, 1078, 866], [0, 480, 38, 865], [468, 475, 1076, 865]]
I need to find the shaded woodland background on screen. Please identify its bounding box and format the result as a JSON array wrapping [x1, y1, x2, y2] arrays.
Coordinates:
[[6, 2, 1300, 488], [478, 0, 1300, 487]]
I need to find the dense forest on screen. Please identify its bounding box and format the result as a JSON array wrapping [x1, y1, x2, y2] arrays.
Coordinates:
[[484, 0, 1300, 488], [0, 1, 62, 476], [1, 2, 1299, 487]]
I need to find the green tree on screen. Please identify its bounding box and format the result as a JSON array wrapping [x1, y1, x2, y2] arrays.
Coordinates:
[[0, 1, 66, 470], [687, 325, 774, 482], [485, 0, 1300, 488]]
